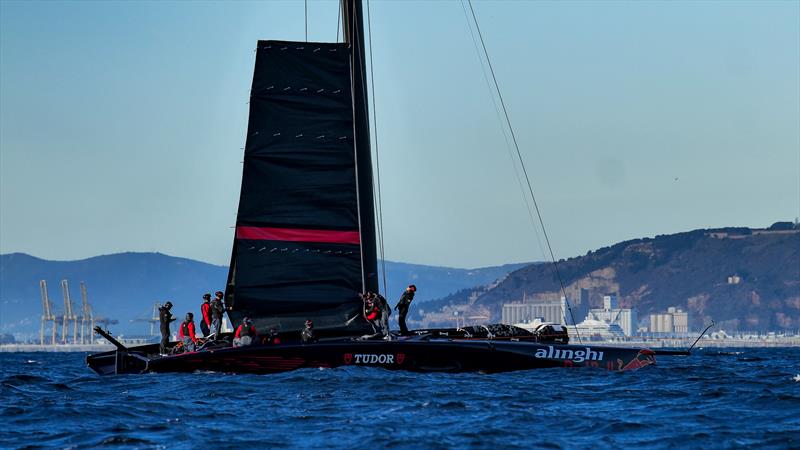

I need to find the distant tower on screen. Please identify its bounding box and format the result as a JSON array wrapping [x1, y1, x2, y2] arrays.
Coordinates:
[[603, 295, 618, 310]]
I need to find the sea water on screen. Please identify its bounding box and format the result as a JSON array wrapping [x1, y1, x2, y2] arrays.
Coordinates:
[[1, 348, 798, 449]]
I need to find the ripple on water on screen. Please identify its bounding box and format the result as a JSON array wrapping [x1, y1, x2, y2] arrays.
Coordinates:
[[1, 350, 799, 448]]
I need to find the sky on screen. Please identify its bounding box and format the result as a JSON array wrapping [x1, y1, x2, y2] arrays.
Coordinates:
[[1, 0, 798, 269]]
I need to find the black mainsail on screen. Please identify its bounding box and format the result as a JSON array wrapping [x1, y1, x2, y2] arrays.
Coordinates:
[[224, 34, 376, 335]]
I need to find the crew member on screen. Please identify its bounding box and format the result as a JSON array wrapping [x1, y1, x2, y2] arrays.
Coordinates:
[[394, 284, 416, 335], [264, 328, 281, 345], [210, 291, 225, 340], [158, 301, 175, 355], [179, 312, 198, 352], [372, 292, 391, 339], [364, 297, 381, 335], [200, 293, 212, 337], [301, 320, 317, 344], [233, 317, 257, 347]]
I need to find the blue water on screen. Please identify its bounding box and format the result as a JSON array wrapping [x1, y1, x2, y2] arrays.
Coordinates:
[[1, 349, 798, 449]]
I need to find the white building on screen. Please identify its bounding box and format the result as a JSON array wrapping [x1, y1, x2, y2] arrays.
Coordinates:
[[502, 297, 568, 325], [502, 289, 590, 326], [571, 318, 626, 341], [586, 295, 638, 337]]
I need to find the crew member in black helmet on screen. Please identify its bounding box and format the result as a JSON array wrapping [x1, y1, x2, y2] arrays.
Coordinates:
[[265, 328, 280, 345], [199, 293, 212, 337], [233, 317, 257, 347], [178, 312, 198, 352], [394, 284, 416, 335], [158, 301, 176, 355], [210, 291, 225, 340], [301, 320, 317, 344]]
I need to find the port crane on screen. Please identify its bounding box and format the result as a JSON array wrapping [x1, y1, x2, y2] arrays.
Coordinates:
[[39, 279, 116, 346], [130, 303, 160, 337], [61, 280, 78, 344], [79, 282, 95, 344], [39, 280, 58, 345]]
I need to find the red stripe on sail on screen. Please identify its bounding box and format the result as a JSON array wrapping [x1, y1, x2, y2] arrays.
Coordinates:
[[236, 226, 361, 245]]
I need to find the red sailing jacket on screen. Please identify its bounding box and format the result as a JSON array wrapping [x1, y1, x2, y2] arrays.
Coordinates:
[[365, 305, 380, 321], [201, 302, 212, 325], [179, 321, 197, 343], [235, 325, 257, 338]]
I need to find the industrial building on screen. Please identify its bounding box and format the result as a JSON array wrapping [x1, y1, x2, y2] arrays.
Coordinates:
[[501, 289, 589, 326], [649, 307, 690, 335]]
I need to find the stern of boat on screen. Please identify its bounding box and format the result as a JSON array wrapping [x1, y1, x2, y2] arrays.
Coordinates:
[[86, 326, 153, 375], [621, 348, 656, 371], [86, 349, 150, 375]]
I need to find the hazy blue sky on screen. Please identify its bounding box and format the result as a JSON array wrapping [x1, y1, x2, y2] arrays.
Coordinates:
[[1, 0, 798, 268]]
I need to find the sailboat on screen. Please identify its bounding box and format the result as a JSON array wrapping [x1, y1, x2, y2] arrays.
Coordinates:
[[87, 0, 656, 375]]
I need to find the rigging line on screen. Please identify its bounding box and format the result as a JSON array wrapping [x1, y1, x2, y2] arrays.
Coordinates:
[[459, 0, 570, 334], [348, 3, 367, 294], [466, 0, 582, 343], [458, 0, 548, 266], [305, 0, 308, 42], [366, 0, 388, 296], [336, 1, 341, 42]]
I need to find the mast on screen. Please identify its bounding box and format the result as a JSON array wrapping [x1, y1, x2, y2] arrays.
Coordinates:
[[342, 0, 378, 294]]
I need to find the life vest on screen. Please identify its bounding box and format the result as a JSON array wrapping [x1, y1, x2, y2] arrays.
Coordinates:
[[211, 300, 224, 319], [159, 309, 172, 328], [181, 321, 191, 337], [365, 305, 380, 321], [395, 291, 414, 310], [237, 324, 255, 338], [301, 327, 316, 343]]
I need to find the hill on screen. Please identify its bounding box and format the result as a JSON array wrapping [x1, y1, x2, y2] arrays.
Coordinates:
[[0, 252, 528, 340], [414, 226, 800, 332]]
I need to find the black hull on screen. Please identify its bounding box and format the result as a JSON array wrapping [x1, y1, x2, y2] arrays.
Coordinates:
[[87, 338, 655, 375]]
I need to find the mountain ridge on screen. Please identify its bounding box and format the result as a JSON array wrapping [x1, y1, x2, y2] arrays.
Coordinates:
[[413, 225, 800, 332], [0, 252, 528, 339]]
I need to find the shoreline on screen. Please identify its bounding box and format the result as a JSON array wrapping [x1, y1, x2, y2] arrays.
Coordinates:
[[606, 338, 800, 349], [0, 344, 114, 353], [2, 337, 800, 353]]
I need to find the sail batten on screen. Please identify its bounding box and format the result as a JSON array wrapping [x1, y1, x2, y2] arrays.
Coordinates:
[[225, 40, 373, 335]]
